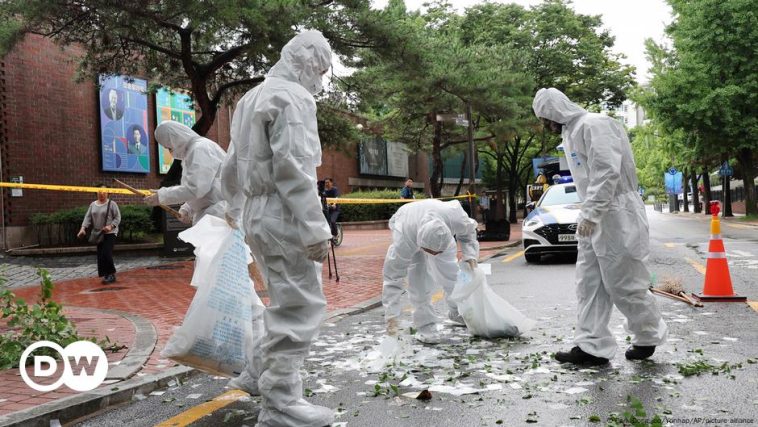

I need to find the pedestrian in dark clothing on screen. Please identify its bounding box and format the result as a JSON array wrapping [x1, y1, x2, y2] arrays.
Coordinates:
[[323, 178, 340, 237], [77, 184, 121, 284], [400, 178, 415, 199]]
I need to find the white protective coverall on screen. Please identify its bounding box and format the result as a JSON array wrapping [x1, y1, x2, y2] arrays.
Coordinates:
[[220, 30, 334, 427], [383, 199, 479, 333], [154, 121, 226, 224], [532, 88, 667, 359]]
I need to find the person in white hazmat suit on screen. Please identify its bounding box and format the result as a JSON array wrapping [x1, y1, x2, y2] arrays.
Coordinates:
[[532, 88, 668, 365], [220, 30, 334, 427], [383, 199, 479, 344], [146, 121, 264, 392], [145, 121, 226, 224]]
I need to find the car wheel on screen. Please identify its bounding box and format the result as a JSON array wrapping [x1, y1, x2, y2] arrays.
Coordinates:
[[525, 253, 540, 263]]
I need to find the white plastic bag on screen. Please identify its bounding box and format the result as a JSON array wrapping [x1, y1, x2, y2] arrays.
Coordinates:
[[450, 264, 535, 338], [162, 217, 265, 377]]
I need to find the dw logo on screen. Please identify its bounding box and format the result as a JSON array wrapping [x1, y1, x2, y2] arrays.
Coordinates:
[[19, 341, 109, 392]]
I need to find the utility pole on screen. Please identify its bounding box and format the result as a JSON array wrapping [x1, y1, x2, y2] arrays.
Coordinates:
[[466, 101, 476, 218]]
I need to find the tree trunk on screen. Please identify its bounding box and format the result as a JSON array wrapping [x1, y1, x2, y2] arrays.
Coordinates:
[[454, 150, 467, 197], [737, 147, 758, 216], [703, 167, 712, 215], [429, 119, 444, 198], [691, 172, 701, 213], [682, 170, 690, 212]]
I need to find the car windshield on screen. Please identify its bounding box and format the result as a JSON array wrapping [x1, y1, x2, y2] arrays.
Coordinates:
[[539, 185, 581, 206]]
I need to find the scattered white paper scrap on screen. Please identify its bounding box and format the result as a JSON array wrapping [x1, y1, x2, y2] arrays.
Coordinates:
[[575, 381, 595, 387], [524, 367, 551, 375], [364, 380, 378, 385], [693, 331, 709, 335], [509, 383, 522, 390], [465, 349, 481, 355], [722, 337, 738, 342], [186, 394, 202, 399], [149, 391, 165, 396], [333, 423, 348, 427], [428, 384, 481, 396], [564, 387, 588, 395]]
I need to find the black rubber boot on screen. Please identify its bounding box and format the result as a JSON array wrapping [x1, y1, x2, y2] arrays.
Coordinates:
[[555, 346, 609, 366], [625, 345, 656, 360]]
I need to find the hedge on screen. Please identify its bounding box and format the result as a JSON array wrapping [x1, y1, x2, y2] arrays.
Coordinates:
[[30, 204, 156, 246], [336, 189, 425, 222]]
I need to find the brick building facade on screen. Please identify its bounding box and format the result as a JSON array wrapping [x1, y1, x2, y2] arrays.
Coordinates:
[[0, 35, 428, 248]]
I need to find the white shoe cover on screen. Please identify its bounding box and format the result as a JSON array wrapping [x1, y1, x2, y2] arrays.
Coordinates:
[[227, 370, 259, 396], [256, 399, 334, 427], [415, 324, 442, 344]]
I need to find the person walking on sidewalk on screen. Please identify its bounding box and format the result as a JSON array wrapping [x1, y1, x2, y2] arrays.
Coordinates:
[[532, 88, 668, 365], [77, 184, 121, 284], [144, 121, 226, 225], [383, 199, 479, 344], [221, 30, 334, 427]]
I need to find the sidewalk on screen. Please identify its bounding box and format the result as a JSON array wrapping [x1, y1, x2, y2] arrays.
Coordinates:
[[0, 225, 520, 424]]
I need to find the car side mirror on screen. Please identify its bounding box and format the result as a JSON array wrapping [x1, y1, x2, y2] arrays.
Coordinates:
[[526, 202, 535, 212]]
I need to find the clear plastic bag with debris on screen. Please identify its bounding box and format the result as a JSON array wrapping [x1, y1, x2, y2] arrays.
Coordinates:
[[162, 215, 265, 377], [450, 263, 536, 338]]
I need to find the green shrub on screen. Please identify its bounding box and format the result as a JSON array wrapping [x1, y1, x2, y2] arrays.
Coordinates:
[[0, 270, 125, 369], [31, 204, 155, 246], [337, 189, 424, 222]]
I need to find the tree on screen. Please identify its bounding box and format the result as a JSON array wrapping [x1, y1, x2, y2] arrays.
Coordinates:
[[459, 0, 635, 221], [345, 1, 532, 198], [642, 0, 758, 215]]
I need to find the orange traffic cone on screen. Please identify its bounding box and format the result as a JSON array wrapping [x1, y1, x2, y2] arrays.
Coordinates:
[[692, 212, 746, 303]]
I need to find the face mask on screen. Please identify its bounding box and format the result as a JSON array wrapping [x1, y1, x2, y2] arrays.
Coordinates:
[[301, 73, 324, 95]]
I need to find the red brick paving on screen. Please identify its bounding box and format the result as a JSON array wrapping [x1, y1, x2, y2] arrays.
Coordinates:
[[0, 226, 518, 419]]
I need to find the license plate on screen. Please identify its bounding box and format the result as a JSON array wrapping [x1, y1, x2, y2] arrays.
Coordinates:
[[558, 234, 576, 242]]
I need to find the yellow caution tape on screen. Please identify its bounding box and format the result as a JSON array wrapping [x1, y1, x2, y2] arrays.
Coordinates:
[[0, 182, 149, 196], [1, 182, 477, 204], [326, 194, 476, 205]]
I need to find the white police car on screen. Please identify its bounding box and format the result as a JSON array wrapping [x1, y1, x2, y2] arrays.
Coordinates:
[[522, 183, 581, 263]]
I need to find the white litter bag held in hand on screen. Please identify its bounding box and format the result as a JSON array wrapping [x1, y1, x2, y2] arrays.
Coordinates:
[[450, 264, 535, 338], [163, 217, 264, 377]]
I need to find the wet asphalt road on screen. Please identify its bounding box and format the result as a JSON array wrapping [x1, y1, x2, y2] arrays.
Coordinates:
[[75, 208, 758, 427]]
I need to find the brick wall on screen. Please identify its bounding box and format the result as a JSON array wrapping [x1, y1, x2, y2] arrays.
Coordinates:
[[0, 34, 233, 228]]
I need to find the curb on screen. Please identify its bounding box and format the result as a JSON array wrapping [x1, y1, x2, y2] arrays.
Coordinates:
[[0, 367, 197, 427], [325, 296, 383, 322], [7, 243, 163, 257], [98, 309, 158, 381]]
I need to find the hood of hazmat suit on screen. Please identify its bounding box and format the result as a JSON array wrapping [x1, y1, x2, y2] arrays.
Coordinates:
[[267, 29, 332, 95], [155, 121, 226, 223], [417, 219, 453, 253], [532, 88, 667, 360]]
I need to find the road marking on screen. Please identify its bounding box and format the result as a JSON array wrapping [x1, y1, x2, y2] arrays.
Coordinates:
[[684, 257, 707, 275], [502, 250, 525, 263], [724, 223, 753, 230], [154, 390, 248, 427], [748, 301, 758, 313]]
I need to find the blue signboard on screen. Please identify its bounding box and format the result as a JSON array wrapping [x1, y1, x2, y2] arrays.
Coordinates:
[[719, 161, 733, 177], [664, 168, 683, 195], [99, 75, 150, 173]]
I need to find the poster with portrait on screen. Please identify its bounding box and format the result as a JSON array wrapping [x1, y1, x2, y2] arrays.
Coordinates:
[[156, 88, 196, 174], [99, 75, 150, 173]]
